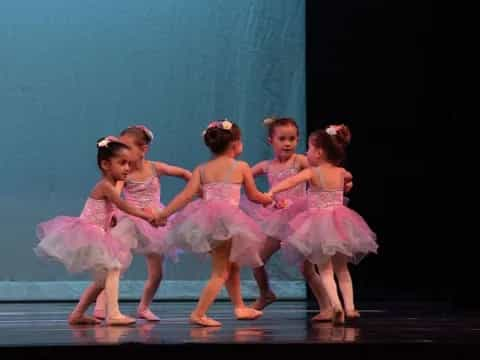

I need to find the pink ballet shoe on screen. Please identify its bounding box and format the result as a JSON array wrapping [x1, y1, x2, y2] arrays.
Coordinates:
[[93, 309, 106, 320], [137, 308, 160, 321], [69, 313, 101, 325], [311, 309, 333, 322], [332, 308, 345, 325], [106, 314, 136, 326], [189, 314, 222, 327], [345, 309, 361, 319], [234, 307, 263, 320], [251, 292, 277, 310]]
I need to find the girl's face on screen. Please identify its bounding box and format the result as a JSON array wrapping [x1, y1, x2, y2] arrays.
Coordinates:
[[269, 125, 298, 159], [102, 148, 131, 181], [306, 138, 324, 166], [119, 134, 146, 162]]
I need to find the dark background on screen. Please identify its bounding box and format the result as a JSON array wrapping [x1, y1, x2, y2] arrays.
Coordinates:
[[305, 1, 455, 305]]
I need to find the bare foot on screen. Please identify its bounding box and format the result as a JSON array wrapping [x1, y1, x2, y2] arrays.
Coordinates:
[[69, 312, 101, 325], [311, 308, 333, 322], [137, 308, 160, 321], [345, 309, 360, 319], [251, 292, 277, 310], [234, 307, 263, 320], [189, 313, 222, 327], [93, 308, 106, 320], [332, 308, 345, 325], [106, 314, 136, 326]]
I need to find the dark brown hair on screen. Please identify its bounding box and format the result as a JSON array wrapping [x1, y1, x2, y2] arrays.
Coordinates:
[[264, 117, 299, 137], [203, 121, 241, 154], [96, 137, 130, 170], [309, 125, 351, 165]]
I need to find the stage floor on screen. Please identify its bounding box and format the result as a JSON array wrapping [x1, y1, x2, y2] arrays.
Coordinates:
[[0, 301, 477, 358]]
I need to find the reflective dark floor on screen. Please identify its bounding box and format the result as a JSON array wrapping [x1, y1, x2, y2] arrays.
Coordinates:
[[0, 301, 477, 346], [1, 301, 479, 360]]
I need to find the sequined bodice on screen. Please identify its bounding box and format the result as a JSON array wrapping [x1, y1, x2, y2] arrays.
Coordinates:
[[203, 183, 241, 207], [79, 198, 114, 230], [307, 165, 344, 209], [268, 164, 306, 201], [124, 176, 161, 209], [307, 190, 344, 209]]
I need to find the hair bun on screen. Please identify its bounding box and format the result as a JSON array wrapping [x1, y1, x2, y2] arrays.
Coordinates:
[[263, 117, 275, 126], [97, 136, 118, 148], [335, 125, 351, 145]]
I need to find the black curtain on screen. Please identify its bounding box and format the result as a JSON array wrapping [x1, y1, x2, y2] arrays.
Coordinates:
[[305, 1, 450, 304]]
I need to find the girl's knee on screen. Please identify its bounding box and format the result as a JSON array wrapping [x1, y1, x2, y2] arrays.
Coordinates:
[[212, 269, 230, 283]]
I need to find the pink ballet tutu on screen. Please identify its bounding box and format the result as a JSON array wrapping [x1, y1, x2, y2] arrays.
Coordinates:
[[240, 194, 307, 240], [166, 199, 264, 268], [282, 206, 377, 266], [35, 216, 133, 274], [118, 169, 180, 258], [113, 206, 177, 259], [239, 194, 274, 224]]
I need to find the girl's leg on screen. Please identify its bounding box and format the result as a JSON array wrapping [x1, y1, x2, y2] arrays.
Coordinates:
[[137, 253, 164, 321], [105, 269, 136, 325], [251, 237, 281, 310], [332, 254, 359, 319], [317, 260, 345, 325], [93, 290, 106, 319], [225, 263, 263, 320], [190, 241, 231, 327], [299, 261, 332, 321], [69, 280, 104, 325]]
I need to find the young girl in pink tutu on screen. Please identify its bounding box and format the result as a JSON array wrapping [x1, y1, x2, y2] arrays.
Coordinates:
[[241, 118, 352, 316], [93, 126, 191, 322], [156, 120, 272, 327], [268, 125, 377, 324], [35, 136, 155, 325]]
